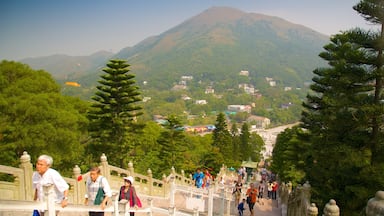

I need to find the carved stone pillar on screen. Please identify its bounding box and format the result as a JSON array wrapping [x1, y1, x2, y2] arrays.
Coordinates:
[[19, 151, 33, 200], [366, 191, 384, 216], [323, 199, 339, 216], [307, 203, 318, 216]]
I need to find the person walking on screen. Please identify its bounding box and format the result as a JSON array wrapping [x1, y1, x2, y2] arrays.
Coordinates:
[[32, 155, 69, 216], [233, 178, 243, 207], [246, 182, 258, 215], [267, 181, 273, 199], [258, 180, 265, 205], [272, 181, 279, 200], [84, 167, 112, 216], [237, 198, 246, 216], [119, 176, 141, 216]]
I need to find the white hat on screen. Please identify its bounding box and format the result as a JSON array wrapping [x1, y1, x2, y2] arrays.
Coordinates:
[[123, 176, 134, 184]]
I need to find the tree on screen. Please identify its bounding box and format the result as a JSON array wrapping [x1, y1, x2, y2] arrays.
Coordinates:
[[231, 123, 241, 161], [212, 112, 234, 166], [157, 115, 187, 172], [300, 1, 384, 214], [270, 127, 309, 186], [0, 61, 88, 176], [239, 123, 251, 160], [87, 59, 143, 167]]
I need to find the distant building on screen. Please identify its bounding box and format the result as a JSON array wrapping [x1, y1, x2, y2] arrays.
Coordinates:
[[246, 115, 271, 129], [195, 100, 207, 105], [205, 86, 215, 94], [172, 84, 187, 91], [227, 105, 252, 113], [239, 70, 249, 76], [142, 97, 151, 102], [181, 76, 193, 80], [269, 81, 276, 87], [281, 102, 293, 109], [238, 83, 255, 94], [284, 87, 292, 91], [181, 95, 192, 100]]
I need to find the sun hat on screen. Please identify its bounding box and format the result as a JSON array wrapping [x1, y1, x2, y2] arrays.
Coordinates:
[[123, 176, 134, 184]]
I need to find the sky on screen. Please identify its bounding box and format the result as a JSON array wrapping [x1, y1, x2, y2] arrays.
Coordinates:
[[0, 0, 378, 61]]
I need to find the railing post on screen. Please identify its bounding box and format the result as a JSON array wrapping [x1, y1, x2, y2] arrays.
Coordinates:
[[43, 184, 56, 216], [100, 153, 111, 181], [147, 168, 153, 196], [72, 165, 82, 204], [147, 197, 153, 216], [207, 187, 213, 216], [128, 161, 134, 176], [193, 207, 199, 216], [19, 151, 33, 200], [323, 199, 339, 216], [113, 192, 119, 216], [307, 203, 318, 216], [366, 191, 384, 216], [226, 196, 231, 216], [220, 188, 225, 216], [169, 175, 175, 207]]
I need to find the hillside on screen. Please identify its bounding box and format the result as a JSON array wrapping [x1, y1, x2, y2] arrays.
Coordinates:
[[21, 50, 113, 80], [22, 7, 329, 92], [112, 6, 329, 90]]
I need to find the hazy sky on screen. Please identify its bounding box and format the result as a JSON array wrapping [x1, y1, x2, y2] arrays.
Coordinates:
[[0, 0, 377, 61]]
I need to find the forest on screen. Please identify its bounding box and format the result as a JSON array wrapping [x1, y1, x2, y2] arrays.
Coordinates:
[[0, 59, 264, 180]]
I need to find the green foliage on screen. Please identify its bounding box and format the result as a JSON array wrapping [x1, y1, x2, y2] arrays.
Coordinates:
[[270, 126, 310, 186], [0, 60, 89, 176], [157, 115, 187, 172], [294, 1, 384, 214], [87, 59, 144, 167], [212, 113, 234, 165]]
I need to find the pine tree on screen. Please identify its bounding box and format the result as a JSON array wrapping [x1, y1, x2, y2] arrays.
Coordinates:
[[87, 59, 143, 167], [157, 115, 186, 171], [300, 1, 384, 213], [239, 123, 251, 160], [212, 112, 233, 163]]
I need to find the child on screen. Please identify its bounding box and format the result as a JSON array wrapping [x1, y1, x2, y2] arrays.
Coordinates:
[[238, 198, 246, 216]]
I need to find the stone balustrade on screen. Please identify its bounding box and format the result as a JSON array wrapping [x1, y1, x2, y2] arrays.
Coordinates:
[[278, 180, 383, 216], [0, 152, 194, 204], [0, 152, 237, 216]]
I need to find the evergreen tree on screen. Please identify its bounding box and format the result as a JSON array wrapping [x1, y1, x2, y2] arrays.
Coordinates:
[[212, 112, 233, 165], [270, 127, 309, 185], [231, 123, 241, 161], [300, 1, 384, 214], [353, 0, 384, 166], [87, 59, 143, 167], [157, 115, 187, 171], [239, 123, 251, 160]]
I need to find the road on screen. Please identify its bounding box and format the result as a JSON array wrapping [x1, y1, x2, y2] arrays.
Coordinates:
[[252, 123, 299, 159]]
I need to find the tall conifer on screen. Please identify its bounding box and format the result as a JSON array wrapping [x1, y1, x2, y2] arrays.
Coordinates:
[[87, 59, 143, 167]]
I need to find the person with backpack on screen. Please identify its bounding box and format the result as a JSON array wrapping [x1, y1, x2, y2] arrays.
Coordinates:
[[85, 167, 112, 216]]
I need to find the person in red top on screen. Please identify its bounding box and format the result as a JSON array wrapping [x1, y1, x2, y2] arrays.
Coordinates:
[[272, 181, 279, 200], [246, 182, 258, 215]]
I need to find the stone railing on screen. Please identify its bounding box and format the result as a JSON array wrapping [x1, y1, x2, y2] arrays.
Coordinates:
[[278, 181, 384, 216], [0, 152, 194, 203], [0, 152, 237, 216]]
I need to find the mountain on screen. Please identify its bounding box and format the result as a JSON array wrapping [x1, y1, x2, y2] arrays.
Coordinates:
[[112, 7, 329, 89], [22, 6, 329, 90], [21, 50, 114, 80]]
